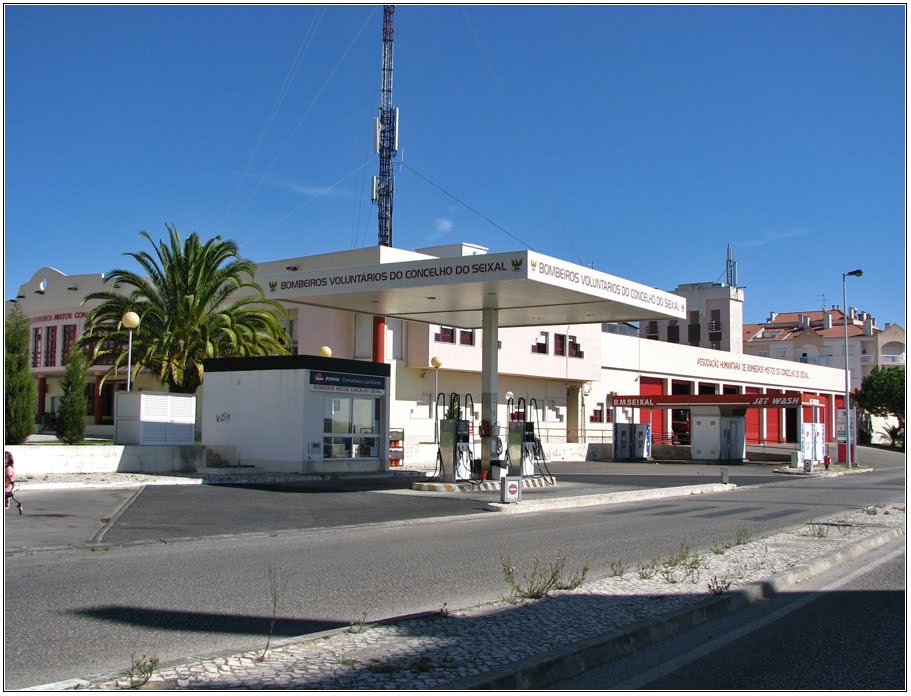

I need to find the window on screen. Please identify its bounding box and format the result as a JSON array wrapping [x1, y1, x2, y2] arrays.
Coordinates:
[[590, 401, 604, 423], [667, 320, 680, 343], [459, 329, 475, 346], [323, 396, 381, 459], [554, 333, 566, 356], [44, 326, 58, 367], [62, 324, 77, 363], [555, 334, 584, 358], [531, 331, 549, 354], [32, 327, 43, 368], [434, 326, 455, 343], [568, 335, 584, 358], [646, 321, 659, 339], [709, 310, 722, 333], [287, 319, 298, 355]]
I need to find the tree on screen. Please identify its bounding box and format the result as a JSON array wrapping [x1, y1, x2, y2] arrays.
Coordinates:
[[854, 366, 905, 445], [56, 350, 88, 444], [5, 303, 38, 445], [80, 224, 289, 393]]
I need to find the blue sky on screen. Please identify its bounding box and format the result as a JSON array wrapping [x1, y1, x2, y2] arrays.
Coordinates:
[[4, 4, 906, 326]]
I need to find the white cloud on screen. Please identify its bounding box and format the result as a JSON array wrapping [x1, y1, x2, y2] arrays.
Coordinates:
[[738, 228, 804, 248], [434, 217, 454, 234]]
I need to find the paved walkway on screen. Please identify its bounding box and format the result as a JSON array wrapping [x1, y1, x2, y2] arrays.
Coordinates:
[[24, 470, 903, 691]]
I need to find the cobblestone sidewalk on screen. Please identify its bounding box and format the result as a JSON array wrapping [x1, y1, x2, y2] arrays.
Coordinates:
[[55, 503, 904, 691]]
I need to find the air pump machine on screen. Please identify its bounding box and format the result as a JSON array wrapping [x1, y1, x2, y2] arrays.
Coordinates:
[[436, 393, 476, 483]]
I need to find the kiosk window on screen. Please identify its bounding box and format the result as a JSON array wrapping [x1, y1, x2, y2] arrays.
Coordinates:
[[323, 396, 381, 459]]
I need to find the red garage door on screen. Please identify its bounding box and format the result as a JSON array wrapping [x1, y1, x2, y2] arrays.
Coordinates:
[[640, 377, 665, 439], [745, 386, 762, 444], [766, 389, 782, 443]]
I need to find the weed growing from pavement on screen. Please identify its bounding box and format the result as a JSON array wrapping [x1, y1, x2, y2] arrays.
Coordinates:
[[347, 609, 369, 634], [120, 653, 159, 689], [806, 522, 829, 538], [610, 559, 629, 578], [659, 564, 679, 584], [735, 528, 752, 546], [707, 575, 732, 595], [257, 564, 294, 661], [637, 559, 659, 580], [500, 556, 588, 602], [711, 541, 732, 555]]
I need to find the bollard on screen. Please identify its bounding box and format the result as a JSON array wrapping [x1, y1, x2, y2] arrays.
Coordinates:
[[720, 466, 729, 485]]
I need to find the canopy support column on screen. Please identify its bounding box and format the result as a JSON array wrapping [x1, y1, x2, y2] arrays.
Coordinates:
[[481, 307, 499, 475]]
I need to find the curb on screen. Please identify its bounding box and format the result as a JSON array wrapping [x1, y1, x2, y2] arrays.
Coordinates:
[[412, 476, 556, 493], [444, 525, 906, 690], [15, 470, 432, 492], [485, 482, 737, 514]]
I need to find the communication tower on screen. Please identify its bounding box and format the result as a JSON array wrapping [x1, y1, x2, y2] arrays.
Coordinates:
[[371, 5, 399, 247]]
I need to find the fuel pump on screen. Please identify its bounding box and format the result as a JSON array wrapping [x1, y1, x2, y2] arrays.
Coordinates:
[[437, 393, 473, 482], [506, 397, 531, 477], [528, 398, 553, 480], [506, 398, 549, 477]]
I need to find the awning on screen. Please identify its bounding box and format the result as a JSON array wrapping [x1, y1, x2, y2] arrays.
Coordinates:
[[263, 250, 686, 329]]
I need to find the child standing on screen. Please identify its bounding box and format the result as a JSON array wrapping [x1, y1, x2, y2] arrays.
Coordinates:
[[5, 451, 23, 514]]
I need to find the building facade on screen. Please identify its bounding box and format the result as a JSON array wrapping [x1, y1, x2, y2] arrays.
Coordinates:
[[8, 242, 855, 459], [743, 308, 906, 391]]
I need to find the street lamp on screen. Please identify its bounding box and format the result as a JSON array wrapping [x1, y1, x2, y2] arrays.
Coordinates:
[[842, 269, 863, 468], [319, 345, 333, 357], [121, 311, 140, 392], [431, 356, 442, 443]]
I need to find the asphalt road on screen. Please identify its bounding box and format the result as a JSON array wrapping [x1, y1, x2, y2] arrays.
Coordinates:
[[554, 537, 906, 690], [5, 460, 794, 551], [3, 450, 904, 689]]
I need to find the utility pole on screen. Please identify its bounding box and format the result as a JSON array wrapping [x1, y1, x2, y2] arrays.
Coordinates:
[[372, 5, 398, 247]]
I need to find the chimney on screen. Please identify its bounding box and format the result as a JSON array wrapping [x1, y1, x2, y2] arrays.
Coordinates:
[[864, 315, 874, 336], [849, 307, 857, 320], [798, 314, 810, 329], [823, 311, 832, 329], [767, 311, 778, 323]]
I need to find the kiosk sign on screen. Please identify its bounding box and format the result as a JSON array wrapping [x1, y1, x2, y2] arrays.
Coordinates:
[[309, 371, 385, 395]]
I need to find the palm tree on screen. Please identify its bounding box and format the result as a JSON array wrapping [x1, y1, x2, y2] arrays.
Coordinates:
[[80, 224, 289, 393]]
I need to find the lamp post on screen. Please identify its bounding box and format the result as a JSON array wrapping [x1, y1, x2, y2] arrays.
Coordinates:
[[319, 345, 333, 358], [431, 356, 442, 443], [842, 269, 863, 468], [121, 311, 140, 392]]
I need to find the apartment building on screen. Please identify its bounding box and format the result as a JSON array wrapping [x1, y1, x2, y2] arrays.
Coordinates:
[[743, 308, 906, 391]]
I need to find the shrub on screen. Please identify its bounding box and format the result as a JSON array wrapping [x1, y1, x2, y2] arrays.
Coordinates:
[[56, 351, 88, 444], [5, 304, 37, 445]]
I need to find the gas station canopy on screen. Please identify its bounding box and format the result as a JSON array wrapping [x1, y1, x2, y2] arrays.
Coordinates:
[[265, 250, 686, 328]]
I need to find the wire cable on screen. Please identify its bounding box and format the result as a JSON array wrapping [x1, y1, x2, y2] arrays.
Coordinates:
[[399, 161, 538, 251]]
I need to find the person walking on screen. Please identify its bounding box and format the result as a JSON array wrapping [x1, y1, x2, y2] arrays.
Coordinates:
[[5, 451, 23, 514]]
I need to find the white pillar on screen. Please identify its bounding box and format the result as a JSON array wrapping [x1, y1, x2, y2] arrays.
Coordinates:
[[481, 307, 499, 473]]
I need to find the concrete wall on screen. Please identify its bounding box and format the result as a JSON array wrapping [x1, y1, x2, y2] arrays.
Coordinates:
[[6, 444, 206, 475]]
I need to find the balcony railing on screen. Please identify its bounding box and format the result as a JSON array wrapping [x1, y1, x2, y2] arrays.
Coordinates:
[[860, 355, 874, 364], [881, 354, 906, 365]]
